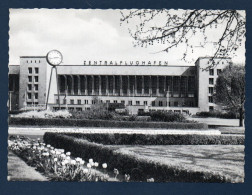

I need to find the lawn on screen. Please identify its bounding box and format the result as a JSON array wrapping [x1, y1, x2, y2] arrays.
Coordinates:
[[110, 145, 244, 183]]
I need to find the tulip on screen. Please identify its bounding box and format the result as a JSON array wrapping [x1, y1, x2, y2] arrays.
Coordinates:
[[75, 157, 82, 162], [70, 160, 76, 165], [102, 163, 107, 169], [46, 144, 51, 148], [80, 160, 85, 165], [89, 159, 93, 163], [66, 156, 70, 160], [87, 163, 92, 168], [94, 162, 99, 167], [83, 168, 89, 173], [60, 154, 66, 158], [66, 152, 71, 156]]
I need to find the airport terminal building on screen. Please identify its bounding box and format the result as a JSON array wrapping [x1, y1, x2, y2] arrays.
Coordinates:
[[8, 56, 231, 115]]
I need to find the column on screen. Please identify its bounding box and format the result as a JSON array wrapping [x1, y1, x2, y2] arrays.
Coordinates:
[[106, 76, 109, 95], [140, 76, 143, 96], [77, 75, 81, 95], [98, 75, 102, 95], [119, 76, 123, 96], [64, 75, 67, 94], [149, 76, 152, 96], [84, 75, 87, 95], [71, 75, 74, 95], [112, 76, 115, 96], [127, 76, 130, 96], [156, 76, 159, 96], [164, 76, 166, 95], [91, 75, 94, 95], [134, 76, 137, 96]]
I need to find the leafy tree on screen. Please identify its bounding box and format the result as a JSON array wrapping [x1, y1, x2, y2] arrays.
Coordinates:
[[214, 64, 245, 126], [120, 9, 245, 67]]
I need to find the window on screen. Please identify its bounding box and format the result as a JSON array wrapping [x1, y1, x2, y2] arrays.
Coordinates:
[[28, 84, 32, 91], [35, 68, 39, 74], [63, 99, 66, 104], [136, 101, 140, 105], [35, 76, 38, 82], [114, 100, 117, 103], [28, 93, 32, 99], [188, 93, 194, 98], [144, 101, 148, 105], [70, 99, 74, 104], [28, 67, 32, 74], [209, 87, 214, 94], [209, 78, 214, 85], [217, 69, 222, 75], [174, 102, 178, 107], [208, 96, 213, 103], [121, 100, 125, 105], [159, 101, 163, 106], [56, 99, 59, 104], [85, 100, 88, 104], [106, 100, 110, 103], [34, 84, 38, 91], [152, 101, 155, 106], [209, 106, 214, 111], [69, 107, 75, 111], [28, 76, 32, 82], [92, 100, 95, 104], [76, 108, 82, 111], [189, 101, 194, 107], [128, 101, 132, 106], [77, 99, 81, 105], [209, 69, 214, 75], [34, 93, 38, 99]]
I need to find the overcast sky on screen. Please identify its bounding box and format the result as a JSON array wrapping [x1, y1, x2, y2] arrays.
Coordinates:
[[9, 9, 246, 65]]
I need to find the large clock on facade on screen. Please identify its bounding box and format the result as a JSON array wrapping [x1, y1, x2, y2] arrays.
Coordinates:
[[46, 50, 63, 66]]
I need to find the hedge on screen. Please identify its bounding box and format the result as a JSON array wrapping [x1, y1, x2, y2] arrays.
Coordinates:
[[63, 133, 244, 145], [195, 111, 239, 119], [43, 132, 235, 182], [9, 117, 207, 129]]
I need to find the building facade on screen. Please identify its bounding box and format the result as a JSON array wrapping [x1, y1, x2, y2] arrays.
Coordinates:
[[8, 56, 231, 114]]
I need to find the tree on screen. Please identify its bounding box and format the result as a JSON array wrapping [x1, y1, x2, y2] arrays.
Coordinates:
[[214, 64, 245, 126], [120, 9, 245, 67]]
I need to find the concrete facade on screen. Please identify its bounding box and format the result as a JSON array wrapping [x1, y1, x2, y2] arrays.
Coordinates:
[[9, 56, 231, 114]]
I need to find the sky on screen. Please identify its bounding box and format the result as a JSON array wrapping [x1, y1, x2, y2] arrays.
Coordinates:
[[9, 9, 246, 66]]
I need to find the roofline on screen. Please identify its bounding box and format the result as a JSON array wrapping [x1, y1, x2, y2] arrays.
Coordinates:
[[57, 65, 196, 67], [8, 65, 20, 66], [20, 56, 46, 58]]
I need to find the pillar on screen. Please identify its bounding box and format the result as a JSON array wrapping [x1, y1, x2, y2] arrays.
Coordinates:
[[77, 75, 81, 95], [91, 75, 94, 95], [142, 76, 144, 96], [71, 75, 74, 95], [156, 76, 159, 96], [98, 75, 102, 95], [106, 76, 109, 95], [84, 75, 87, 95], [127, 76, 130, 96], [149, 76, 152, 96], [113, 76, 115, 96], [119, 75, 123, 96], [134, 76, 137, 96]]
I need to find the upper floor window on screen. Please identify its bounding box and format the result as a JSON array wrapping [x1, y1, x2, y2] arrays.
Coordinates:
[[106, 100, 110, 103], [152, 101, 155, 106], [27, 93, 32, 99], [34, 76, 39, 82], [35, 68, 39, 74], [136, 101, 140, 105], [28, 76, 32, 82], [144, 101, 148, 105], [209, 96, 213, 103], [128, 101, 132, 106], [34, 84, 38, 91], [70, 99, 74, 104], [77, 99, 81, 105], [28, 84, 32, 91], [121, 100, 125, 105], [209, 87, 214, 94], [174, 102, 178, 107], [209, 69, 214, 76], [159, 101, 163, 106], [209, 78, 214, 85], [34, 93, 38, 99], [217, 69, 222, 75], [28, 67, 32, 74]]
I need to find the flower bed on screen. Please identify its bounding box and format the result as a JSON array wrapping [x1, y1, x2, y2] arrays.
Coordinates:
[[8, 136, 117, 182], [44, 132, 235, 182], [62, 133, 244, 145], [9, 117, 207, 129]]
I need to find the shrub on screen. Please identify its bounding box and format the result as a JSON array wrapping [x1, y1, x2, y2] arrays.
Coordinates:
[[9, 117, 207, 129], [62, 133, 244, 145], [12, 110, 72, 119], [44, 133, 236, 182], [140, 110, 187, 122], [195, 111, 239, 119]]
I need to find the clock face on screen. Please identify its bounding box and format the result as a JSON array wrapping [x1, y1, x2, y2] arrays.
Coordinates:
[[46, 50, 63, 66]]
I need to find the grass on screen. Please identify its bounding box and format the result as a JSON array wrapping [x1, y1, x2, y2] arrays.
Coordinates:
[[8, 151, 48, 181], [110, 145, 244, 183]]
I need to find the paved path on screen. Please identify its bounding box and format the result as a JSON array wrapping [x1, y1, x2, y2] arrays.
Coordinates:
[[8, 151, 48, 181], [9, 126, 221, 136]]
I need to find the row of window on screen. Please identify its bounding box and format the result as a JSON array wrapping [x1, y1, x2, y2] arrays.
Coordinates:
[[27, 93, 38, 100], [28, 84, 39, 91], [26, 60, 41, 64], [56, 99, 194, 107], [207, 61, 226, 65], [209, 69, 222, 76], [28, 76, 39, 82], [28, 67, 39, 74]]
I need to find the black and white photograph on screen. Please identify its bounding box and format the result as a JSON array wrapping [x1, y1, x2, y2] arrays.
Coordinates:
[[8, 9, 245, 183]]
